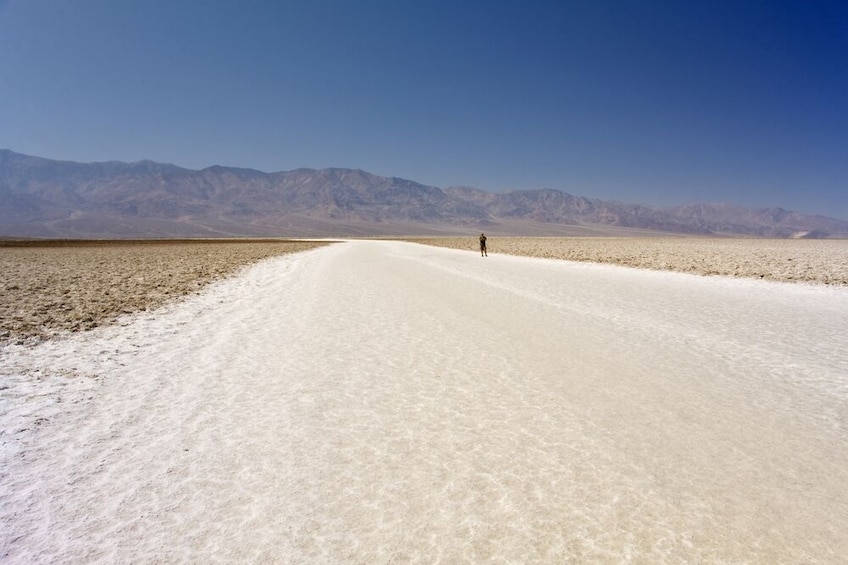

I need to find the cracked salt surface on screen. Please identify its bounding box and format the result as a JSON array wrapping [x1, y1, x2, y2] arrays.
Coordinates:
[[2, 240, 847, 563]]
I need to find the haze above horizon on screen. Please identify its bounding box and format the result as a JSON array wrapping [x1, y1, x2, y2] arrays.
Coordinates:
[[1, 0, 846, 220]]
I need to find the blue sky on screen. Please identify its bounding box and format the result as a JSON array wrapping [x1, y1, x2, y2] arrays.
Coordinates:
[[1, 0, 846, 219]]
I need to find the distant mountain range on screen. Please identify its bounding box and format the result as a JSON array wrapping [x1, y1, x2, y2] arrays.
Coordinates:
[[1, 149, 846, 238]]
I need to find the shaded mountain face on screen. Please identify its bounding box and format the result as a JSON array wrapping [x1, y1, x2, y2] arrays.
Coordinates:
[[1, 149, 846, 238]]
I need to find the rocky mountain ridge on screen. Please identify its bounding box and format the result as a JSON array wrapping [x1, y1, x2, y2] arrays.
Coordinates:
[[2, 149, 846, 238]]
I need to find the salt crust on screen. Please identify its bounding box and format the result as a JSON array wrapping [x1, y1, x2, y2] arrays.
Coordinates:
[[2, 237, 846, 346], [0, 237, 848, 345], [409, 237, 848, 286], [0, 240, 329, 345], [1, 240, 846, 562]]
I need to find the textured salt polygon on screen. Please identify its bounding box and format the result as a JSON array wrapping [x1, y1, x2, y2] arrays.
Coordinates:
[[1, 241, 847, 562]]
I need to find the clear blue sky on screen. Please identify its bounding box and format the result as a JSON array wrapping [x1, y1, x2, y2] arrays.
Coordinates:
[[1, 0, 846, 219]]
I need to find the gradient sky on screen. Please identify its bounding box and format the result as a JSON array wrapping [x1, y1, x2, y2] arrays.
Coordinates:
[[1, 0, 846, 219]]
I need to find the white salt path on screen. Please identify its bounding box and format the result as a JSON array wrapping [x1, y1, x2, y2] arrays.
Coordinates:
[[1, 240, 847, 563]]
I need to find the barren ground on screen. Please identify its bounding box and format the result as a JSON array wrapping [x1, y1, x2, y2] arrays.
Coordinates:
[[0, 240, 332, 345], [2, 240, 846, 562], [409, 236, 848, 286], [3, 237, 845, 347]]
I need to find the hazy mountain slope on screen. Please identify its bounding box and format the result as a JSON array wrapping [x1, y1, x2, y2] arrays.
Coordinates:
[[1, 150, 846, 238], [665, 203, 848, 237]]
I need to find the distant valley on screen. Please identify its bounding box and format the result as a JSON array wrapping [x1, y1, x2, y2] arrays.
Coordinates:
[[2, 149, 846, 238]]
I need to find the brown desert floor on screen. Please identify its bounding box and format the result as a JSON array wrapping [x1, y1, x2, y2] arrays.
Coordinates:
[[0, 239, 332, 345]]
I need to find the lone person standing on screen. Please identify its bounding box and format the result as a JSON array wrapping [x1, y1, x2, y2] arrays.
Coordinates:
[[479, 233, 488, 257]]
